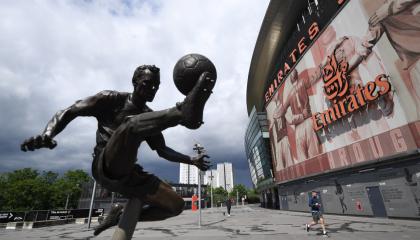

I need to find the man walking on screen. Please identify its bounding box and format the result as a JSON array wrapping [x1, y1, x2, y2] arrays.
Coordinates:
[[225, 198, 232, 216], [305, 191, 327, 236]]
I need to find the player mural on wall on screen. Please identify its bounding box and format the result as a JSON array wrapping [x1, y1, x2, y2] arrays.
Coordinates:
[[403, 168, 420, 216], [276, 68, 323, 164], [310, 26, 394, 145], [334, 180, 348, 214], [262, 0, 420, 220], [270, 88, 295, 174], [266, 1, 408, 181], [273, 36, 377, 164], [363, 0, 420, 118]]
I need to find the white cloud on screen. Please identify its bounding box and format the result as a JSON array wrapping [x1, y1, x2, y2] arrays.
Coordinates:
[[0, 0, 269, 185]]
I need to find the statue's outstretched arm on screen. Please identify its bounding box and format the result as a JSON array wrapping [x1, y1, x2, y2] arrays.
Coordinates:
[[147, 133, 210, 171], [21, 91, 109, 151]]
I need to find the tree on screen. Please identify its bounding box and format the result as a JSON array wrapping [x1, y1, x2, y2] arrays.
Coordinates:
[[50, 170, 90, 209], [246, 188, 260, 204], [0, 169, 51, 211], [232, 184, 248, 200], [213, 187, 228, 206], [41, 171, 58, 184], [0, 168, 90, 211], [64, 169, 89, 209], [7, 168, 39, 182], [63, 170, 89, 185], [0, 174, 6, 209]]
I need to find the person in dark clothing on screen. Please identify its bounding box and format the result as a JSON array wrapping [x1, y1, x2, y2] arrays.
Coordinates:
[[305, 191, 327, 236], [225, 198, 232, 216]]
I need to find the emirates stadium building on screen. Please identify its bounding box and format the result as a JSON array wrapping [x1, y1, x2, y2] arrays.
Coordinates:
[[245, 0, 420, 218]]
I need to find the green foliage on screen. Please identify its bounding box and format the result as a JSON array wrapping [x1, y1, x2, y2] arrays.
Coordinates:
[[7, 168, 39, 182], [0, 168, 90, 211], [204, 185, 261, 205], [246, 188, 260, 203], [232, 184, 248, 199], [41, 171, 58, 184], [213, 186, 228, 195], [63, 170, 89, 185], [0, 174, 7, 209], [212, 186, 228, 205]]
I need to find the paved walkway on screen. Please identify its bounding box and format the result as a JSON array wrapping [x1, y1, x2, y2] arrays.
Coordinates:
[[1, 205, 419, 239]]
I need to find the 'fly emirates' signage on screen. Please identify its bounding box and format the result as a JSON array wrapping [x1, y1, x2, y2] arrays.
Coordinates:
[[311, 51, 391, 131]]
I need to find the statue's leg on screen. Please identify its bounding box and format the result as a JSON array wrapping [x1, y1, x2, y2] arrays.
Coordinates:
[[92, 72, 214, 236], [103, 107, 182, 180], [94, 109, 184, 238], [94, 203, 124, 236], [140, 181, 185, 221], [112, 198, 143, 240], [93, 181, 184, 236]]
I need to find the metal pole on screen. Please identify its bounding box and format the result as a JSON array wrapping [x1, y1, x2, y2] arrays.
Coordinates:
[[187, 165, 190, 185], [210, 181, 213, 208], [209, 173, 214, 208], [198, 169, 201, 228], [226, 184, 230, 198], [65, 193, 70, 210], [236, 191, 239, 206], [223, 164, 226, 190], [111, 192, 115, 205], [88, 180, 97, 229], [193, 143, 204, 227]]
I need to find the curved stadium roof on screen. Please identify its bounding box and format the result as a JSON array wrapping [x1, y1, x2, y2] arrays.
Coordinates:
[[246, 0, 308, 115]]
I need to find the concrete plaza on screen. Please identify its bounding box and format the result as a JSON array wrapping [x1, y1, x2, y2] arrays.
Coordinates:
[[1, 205, 419, 240]]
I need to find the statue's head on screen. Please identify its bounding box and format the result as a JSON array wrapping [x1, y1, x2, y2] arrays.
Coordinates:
[[132, 65, 160, 102]]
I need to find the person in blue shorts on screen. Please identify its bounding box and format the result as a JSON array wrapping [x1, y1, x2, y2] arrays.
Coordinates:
[[305, 191, 327, 236]]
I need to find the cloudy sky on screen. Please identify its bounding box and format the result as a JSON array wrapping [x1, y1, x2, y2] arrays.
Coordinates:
[[0, 0, 269, 187]]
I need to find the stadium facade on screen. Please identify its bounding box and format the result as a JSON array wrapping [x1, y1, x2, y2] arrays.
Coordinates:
[[246, 0, 420, 218]]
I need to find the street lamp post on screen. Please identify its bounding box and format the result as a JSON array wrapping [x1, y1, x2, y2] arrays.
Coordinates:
[[226, 184, 231, 196], [198, 170, 201, 227], [210, 183, 213, 208], [193, 143, 205, 228], [207, 174, 214, 208], [88, 180, 97, 229], [65, 193, 70, 210], [65, 183, 79, 210], [111, 192, 115, 205], [236, 190, 239, 206]]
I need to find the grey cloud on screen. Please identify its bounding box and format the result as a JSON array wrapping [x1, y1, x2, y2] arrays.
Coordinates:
[[0, 0, 269, 187]]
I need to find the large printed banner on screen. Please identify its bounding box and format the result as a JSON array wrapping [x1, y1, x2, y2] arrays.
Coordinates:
[[266, 0, 420, 183]]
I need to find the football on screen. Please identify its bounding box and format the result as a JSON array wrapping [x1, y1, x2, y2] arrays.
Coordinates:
[[173, 53, 217, 95]]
